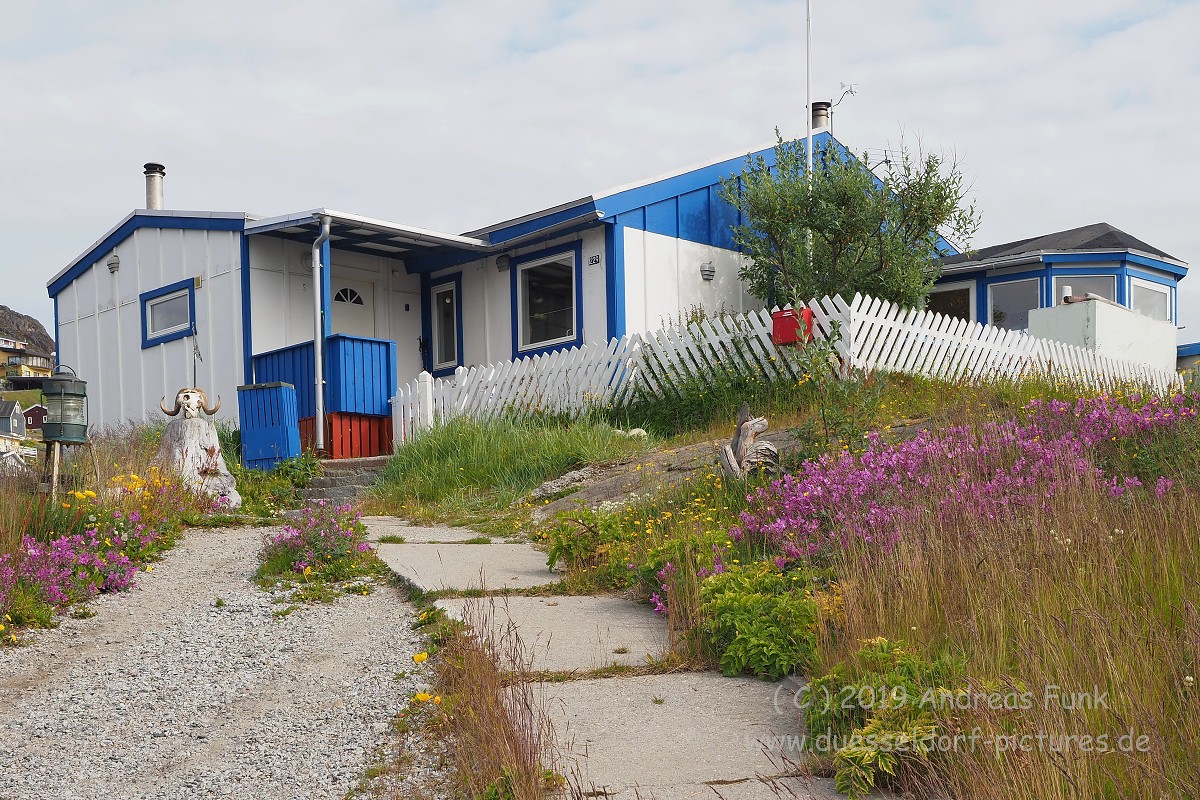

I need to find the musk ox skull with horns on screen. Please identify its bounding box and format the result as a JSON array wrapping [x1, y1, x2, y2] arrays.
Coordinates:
[[160, 387, 221, 419]]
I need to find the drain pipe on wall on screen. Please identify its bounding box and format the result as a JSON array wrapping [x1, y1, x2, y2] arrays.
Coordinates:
[[312, 214, 332, 453]]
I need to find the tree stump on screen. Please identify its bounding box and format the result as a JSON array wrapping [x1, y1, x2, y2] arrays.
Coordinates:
[[719, 402, 780, 479]]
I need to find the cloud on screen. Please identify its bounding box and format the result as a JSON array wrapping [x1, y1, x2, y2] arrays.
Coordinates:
[[2, 0, 1196, 345]]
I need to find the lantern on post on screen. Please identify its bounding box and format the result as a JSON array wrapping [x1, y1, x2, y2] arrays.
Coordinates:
[[42, 366, 88, 444], [41, 365, 89, 499]]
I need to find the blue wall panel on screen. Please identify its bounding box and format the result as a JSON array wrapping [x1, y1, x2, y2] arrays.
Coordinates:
[[677, 189, 710, 246], [645, 198, 678, 238], [238, 382, 301, 470], [253, 341, 316, 419], [251, 335, 395, 420], [710, 187, 741, 251]]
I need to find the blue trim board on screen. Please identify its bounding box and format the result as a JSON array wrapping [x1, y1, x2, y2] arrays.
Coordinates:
[[421, 271, 464, 378], [604, 221, 626, 341], [53, 296, 60, 367], [240, 234, 253, 384], [140, 278, 197, 349], [509, 241, 585, 360], [485, 202, 599, 246], [1043, 251, 1186, 277], [1178, 342, 1200, 358], [48, 213, 244, 298]]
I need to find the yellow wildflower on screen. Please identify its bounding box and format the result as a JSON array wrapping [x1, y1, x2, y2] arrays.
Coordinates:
[[433, 695, 442, 704], [413, 652, 429, 664], [414, 692, 433, 702]]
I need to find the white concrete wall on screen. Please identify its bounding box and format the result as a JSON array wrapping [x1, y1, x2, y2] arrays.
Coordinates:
[[622, 227, 758, 335], [1028, 300, 1178, 373], [55, 227, 244, 429], [247, 238, 421, 391], [425, 228, 607, 369]]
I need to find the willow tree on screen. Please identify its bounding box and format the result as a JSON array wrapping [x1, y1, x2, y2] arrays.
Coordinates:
[[718, 132, 979, 309]]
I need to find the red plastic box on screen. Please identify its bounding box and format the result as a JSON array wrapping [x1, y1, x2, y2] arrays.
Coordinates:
[[771, 307, 814, 346]]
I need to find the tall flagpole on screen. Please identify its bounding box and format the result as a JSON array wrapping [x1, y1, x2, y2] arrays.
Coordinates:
[[805, 0, 814, 278]]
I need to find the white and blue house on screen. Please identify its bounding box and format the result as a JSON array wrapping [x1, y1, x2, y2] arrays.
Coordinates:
[[930, 222, 1186, 332], [48, 135, 841, 430]]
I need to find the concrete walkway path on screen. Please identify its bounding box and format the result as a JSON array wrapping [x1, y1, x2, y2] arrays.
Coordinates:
[[366, 517, 837, 798]]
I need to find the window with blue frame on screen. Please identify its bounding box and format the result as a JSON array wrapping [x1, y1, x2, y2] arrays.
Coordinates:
[[140, 278, 195, 348], [1052, 275, 1116, 303], [517, 251, 576, 352], [431, 283, 459, 371], [988, 278, 1039, 331]]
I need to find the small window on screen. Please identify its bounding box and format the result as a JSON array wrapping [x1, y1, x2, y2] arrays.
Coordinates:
[[988, 278, 1039, 331], [518, 253, 576, 351], [140, 279, 195, 348], [1131, 278, 1170, 322], [334, 287, 364, 305], [431, 283, 458, 370], [1053, 275, 1116, 303], [927, 281, 975, 322]]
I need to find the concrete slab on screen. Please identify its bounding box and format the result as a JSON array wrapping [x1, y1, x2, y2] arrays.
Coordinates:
[[376, 542, 559, 591], [544, 672, 836, 799], [362, 517, 490, 544], [435, 596, 668, 672]]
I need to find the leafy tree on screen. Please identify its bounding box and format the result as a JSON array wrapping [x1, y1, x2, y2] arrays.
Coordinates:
[[718, 132, 979, 309]]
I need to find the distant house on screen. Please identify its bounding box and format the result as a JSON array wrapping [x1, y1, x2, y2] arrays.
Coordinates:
[[0, 337, 53, 386], [23, 403, 47, 430], [0, 400, 25, 453], [932, 223, 1186, 333]]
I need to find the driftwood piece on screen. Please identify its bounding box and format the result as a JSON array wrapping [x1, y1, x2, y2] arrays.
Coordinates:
[[719, 406, 780, 479]]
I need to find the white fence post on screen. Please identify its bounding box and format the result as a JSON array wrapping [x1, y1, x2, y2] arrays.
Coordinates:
[[417, 371, 435, 433]]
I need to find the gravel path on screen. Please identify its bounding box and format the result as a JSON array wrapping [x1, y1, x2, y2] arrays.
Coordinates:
[[0, 526, 437, 800]]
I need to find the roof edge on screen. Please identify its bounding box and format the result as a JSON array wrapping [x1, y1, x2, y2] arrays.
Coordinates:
[[47, 210, 248, 297]]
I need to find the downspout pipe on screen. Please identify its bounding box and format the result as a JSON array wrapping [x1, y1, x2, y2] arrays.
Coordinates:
[[312, 215, 332, 453]]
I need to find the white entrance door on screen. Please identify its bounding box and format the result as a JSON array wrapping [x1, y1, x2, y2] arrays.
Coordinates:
[[331, 278, 376, 338]]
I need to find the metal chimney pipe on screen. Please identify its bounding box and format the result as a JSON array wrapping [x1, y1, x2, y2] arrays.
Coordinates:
[[811, 101, 832, 131], [143, 163, 165, 210]]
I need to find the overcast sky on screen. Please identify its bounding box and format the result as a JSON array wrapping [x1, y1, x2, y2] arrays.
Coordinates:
[[4, 0, 1198, 341]]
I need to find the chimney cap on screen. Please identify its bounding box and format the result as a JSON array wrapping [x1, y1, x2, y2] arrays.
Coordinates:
[[143, 162, 165, 175]]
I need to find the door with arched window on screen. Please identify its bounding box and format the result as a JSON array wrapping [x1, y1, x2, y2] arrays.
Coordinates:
[[331, 279, 376, 338]]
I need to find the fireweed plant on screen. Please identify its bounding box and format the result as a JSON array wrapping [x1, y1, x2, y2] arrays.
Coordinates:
[[540, 391, 1200, 798], [0, 467, 197, 640], [257, 501, 383, 602], [733, 393, 1199, 564]]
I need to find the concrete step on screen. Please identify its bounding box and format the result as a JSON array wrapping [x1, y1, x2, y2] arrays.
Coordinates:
[[307, 474, 377, 489], [318, 455, 391, 476], [302, 485, 371, 503]]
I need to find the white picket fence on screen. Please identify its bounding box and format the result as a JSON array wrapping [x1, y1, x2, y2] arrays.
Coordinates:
[[391, 292, 1180, 444]]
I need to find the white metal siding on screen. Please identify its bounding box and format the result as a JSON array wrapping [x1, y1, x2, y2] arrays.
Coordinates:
[[622, 227, 758, 334], [56, 227, 244, 429]]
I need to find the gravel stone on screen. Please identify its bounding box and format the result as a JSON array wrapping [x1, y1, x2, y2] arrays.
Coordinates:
[[0, 526, 449, 800]]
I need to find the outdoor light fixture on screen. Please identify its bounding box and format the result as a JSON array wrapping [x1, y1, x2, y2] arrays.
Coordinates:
[[42, 365, 88, 444], [496, 254, 511, 271], [700, 261, 716, 282], [107, 252, 120, 273]]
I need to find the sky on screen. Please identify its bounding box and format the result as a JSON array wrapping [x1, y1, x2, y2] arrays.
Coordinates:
[[3, 0, 1198, 340]]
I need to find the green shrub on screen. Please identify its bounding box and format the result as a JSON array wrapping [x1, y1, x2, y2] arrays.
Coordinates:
[[806, 637, 966, 799], [698, 565, 820, 680]]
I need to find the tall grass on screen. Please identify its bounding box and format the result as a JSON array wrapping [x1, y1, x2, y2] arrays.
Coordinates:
[[432, 600, 562, 798], [825, 481, 1200, 799], [365, 416, 648, 528]]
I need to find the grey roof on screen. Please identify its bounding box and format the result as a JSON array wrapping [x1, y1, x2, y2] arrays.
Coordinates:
[[0, 400, 19, 417], [941, 222, 1183, 270]]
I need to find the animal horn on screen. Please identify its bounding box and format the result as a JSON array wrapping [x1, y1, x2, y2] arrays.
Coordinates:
[[202, 392, 221, 415], [160, 395, 181, 416]]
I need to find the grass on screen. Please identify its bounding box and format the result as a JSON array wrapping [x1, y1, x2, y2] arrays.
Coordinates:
[[425, 599, 566, 799], [362, 416, 649, 532], [816, 480, 1200, 799]]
